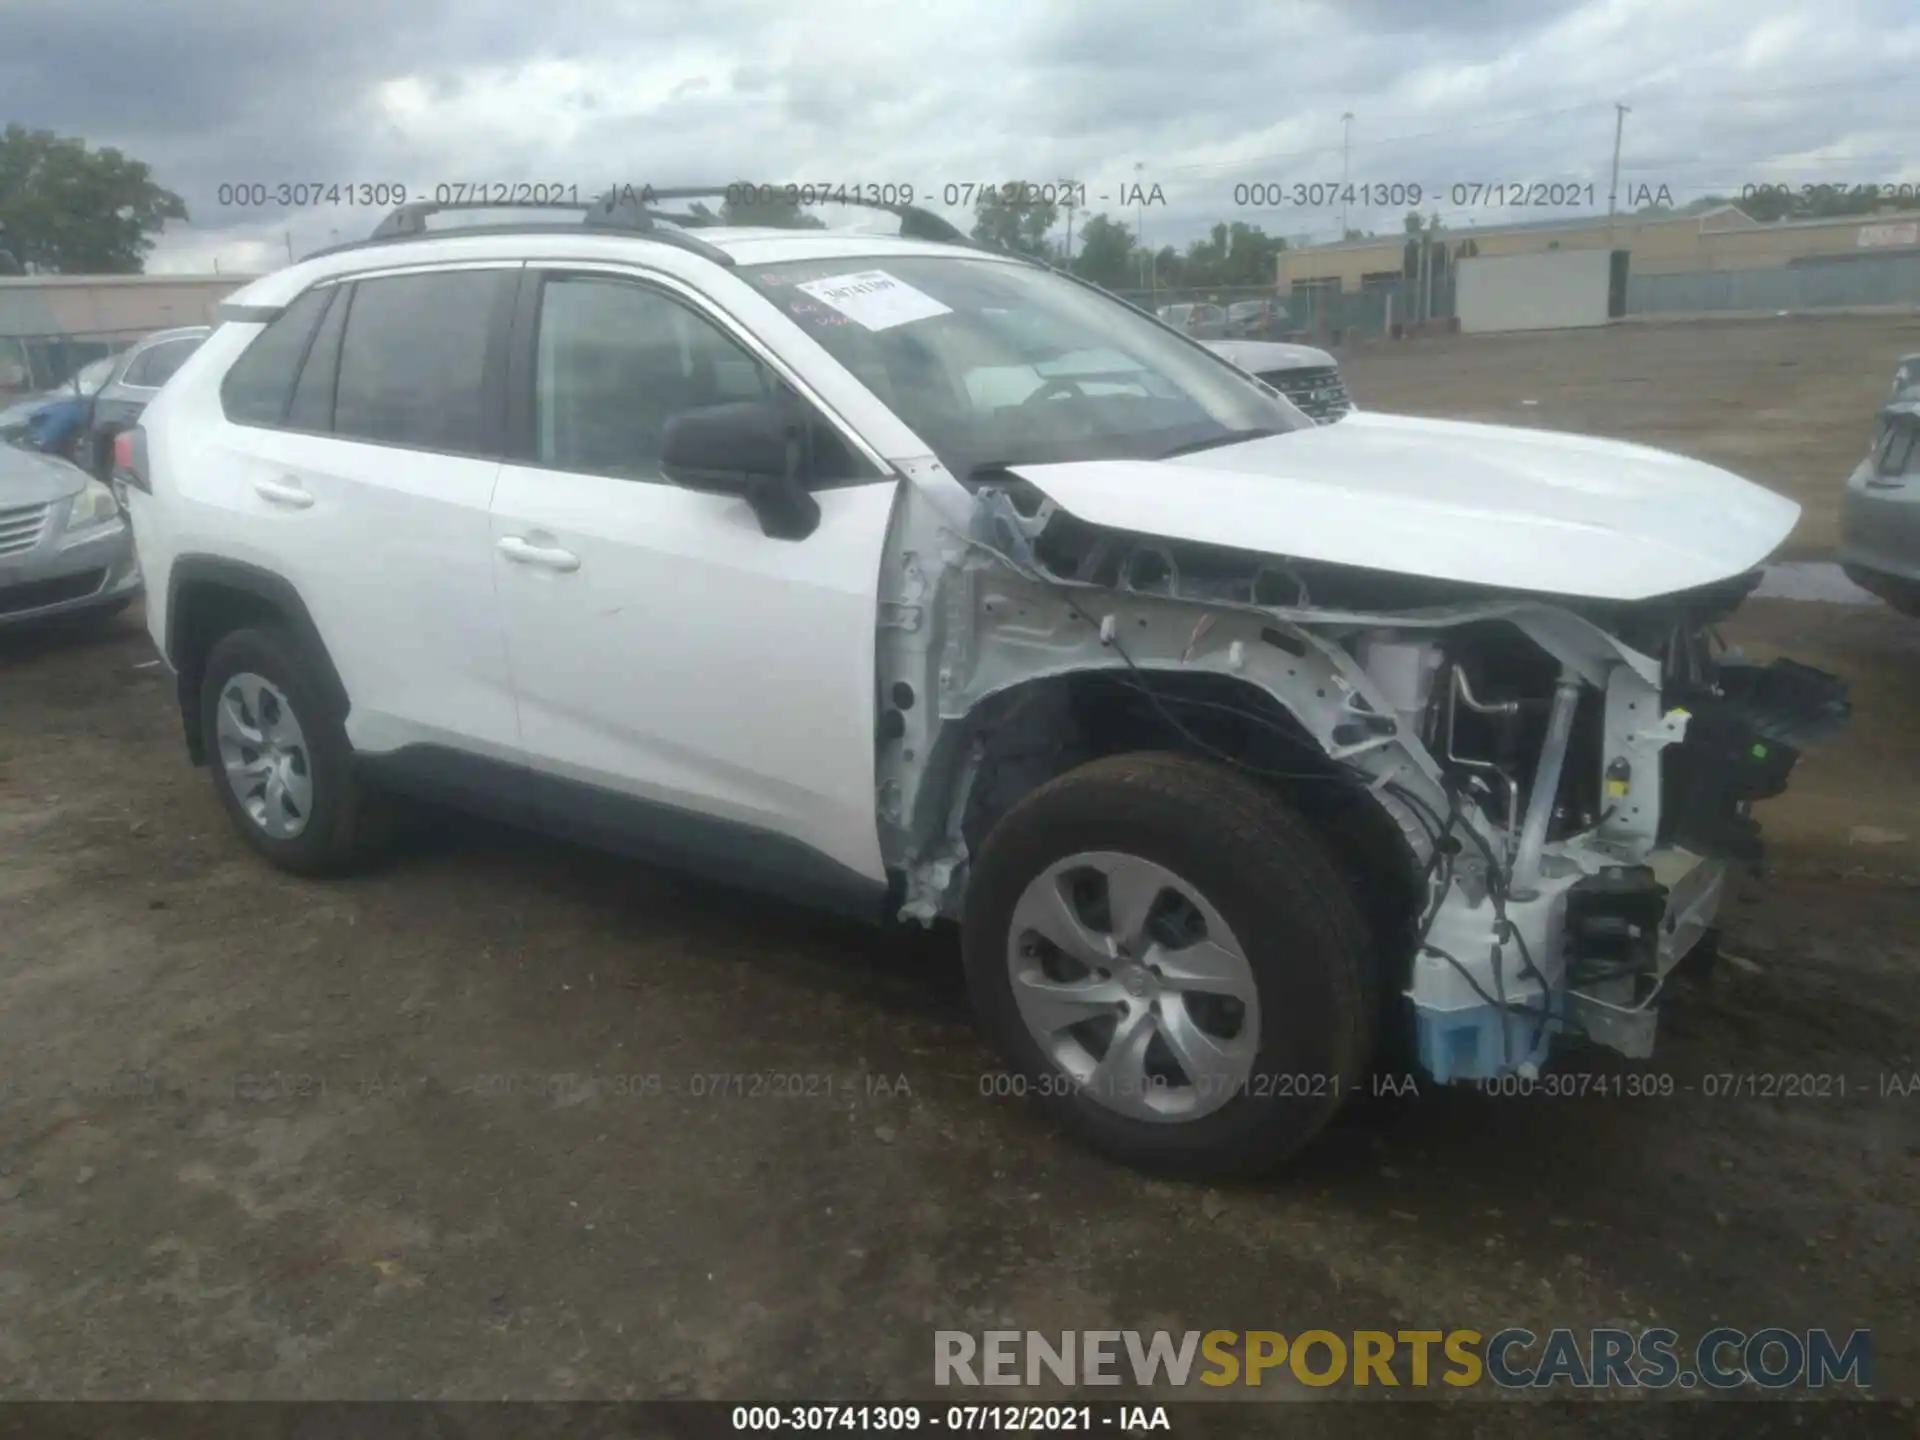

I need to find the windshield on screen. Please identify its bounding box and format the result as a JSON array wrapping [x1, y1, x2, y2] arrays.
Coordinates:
[[740, 255, 1304, 478]]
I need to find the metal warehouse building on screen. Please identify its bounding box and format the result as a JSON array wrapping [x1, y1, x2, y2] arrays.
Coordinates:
[[1277, 205, 1920, 292]]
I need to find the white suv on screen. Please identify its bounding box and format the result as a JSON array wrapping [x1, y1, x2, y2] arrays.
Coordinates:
[[122, 191, 1846, 1174]]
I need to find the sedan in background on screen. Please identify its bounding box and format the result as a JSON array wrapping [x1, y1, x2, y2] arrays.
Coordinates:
[[1203, 338, 1354, 424], [0, 439, 141, 629], [0, 329, 211, 480], [83, 326, 211, 480], [1841, 380, 1920, 616]]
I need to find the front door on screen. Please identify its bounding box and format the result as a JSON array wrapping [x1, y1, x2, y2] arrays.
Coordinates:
[[489, 268, 898, 900]]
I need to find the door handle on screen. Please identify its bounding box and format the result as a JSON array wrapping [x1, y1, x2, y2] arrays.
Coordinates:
[[253, 477, 314, 509], [496, 535, 581, 572]]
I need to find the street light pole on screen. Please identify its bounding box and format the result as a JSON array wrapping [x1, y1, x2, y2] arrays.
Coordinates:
[[1340, 112, 1354, 238], [1606, 102, 1630, 248], [1134, 160, 1153, 301]]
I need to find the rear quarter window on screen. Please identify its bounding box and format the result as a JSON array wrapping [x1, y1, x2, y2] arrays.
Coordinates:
[[220, 287, 334, 427]]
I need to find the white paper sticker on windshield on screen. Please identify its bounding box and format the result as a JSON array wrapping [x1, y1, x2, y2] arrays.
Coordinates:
[[794, 270, 952, 332]]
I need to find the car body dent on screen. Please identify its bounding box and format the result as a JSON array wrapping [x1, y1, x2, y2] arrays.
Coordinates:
[[1003, 411, 1801, 603]]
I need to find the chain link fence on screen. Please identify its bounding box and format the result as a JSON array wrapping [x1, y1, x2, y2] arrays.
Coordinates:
[[1107, 271, 1459, 347], [0, 328, 148, 403]]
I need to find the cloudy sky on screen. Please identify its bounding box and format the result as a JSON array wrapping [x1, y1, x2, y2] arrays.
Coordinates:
[[5, 0, 1918, 274]]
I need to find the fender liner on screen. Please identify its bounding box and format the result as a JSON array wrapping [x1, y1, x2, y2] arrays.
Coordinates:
[[165, 555, 349, 763]]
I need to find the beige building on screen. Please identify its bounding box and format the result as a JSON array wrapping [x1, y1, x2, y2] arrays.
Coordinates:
[[1276, 205, 1920, 293], [0, 273, 255, 341]]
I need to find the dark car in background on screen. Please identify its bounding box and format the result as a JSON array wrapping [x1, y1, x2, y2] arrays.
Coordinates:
[[1840, 360, 1920, 616]]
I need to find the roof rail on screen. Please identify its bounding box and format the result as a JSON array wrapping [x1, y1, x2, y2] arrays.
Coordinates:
[[333, 185, 978, 268]]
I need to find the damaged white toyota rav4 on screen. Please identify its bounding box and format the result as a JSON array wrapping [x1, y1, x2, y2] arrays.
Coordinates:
[[121, 191, 1848, 1175]]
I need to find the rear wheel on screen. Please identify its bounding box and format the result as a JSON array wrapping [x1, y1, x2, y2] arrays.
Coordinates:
[[198, 625, 391, 875], [963, 752, 1376, 1176]]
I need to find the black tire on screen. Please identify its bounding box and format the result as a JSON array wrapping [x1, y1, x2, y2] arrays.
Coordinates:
[[962, 752, 1376, 1177], [198, 625, 391, 876]]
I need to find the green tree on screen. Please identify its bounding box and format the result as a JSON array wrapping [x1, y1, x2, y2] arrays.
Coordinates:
[[970, 187, 1061, 258], [719, 183, 826, 229], [1403, 212, 1448, 279], [1069, 213, 1139, 291], [0, 125, 187, 273], [1182, 221, 1286, 290]]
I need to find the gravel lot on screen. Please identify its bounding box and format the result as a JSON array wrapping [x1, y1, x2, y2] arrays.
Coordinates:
[[1, 316, 1915, 1427]]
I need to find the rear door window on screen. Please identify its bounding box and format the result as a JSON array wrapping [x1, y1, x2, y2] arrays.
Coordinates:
[[221, 287, 334, 427], [332, 269, 513, 455], [285, 284, 352, 432]]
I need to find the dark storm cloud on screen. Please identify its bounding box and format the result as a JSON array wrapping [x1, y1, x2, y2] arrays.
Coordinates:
[[2, 0, 1915, 270]]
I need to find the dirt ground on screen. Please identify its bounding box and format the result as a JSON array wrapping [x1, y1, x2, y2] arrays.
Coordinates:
[[1342, 312, 1920, 557], [1, 319, 1916, 1428]]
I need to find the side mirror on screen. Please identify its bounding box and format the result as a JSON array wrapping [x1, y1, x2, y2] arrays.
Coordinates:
[[660, 399, 821, 541]]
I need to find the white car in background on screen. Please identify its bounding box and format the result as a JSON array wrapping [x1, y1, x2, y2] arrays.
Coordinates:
[[1203, 339, 1353, 424]]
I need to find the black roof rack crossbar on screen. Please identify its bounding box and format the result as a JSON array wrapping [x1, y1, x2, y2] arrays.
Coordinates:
[[364, 194, 737, 266], [603, 185, 973, 247]]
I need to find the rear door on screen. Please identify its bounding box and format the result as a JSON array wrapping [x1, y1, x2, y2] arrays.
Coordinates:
[[488, 266, 898, 898], [210, 264, 523, 763]]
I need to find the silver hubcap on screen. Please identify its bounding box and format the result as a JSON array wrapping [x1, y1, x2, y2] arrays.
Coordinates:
[[214, 672, 313, 840], [1006, 851, 1260, 1123]]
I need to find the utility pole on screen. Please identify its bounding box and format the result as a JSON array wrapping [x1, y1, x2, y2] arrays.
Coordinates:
[[1606, 103, 1630, 247], [1134, 160, 1152, 301], [284, 231, 295, 263], [1340, 112, 1354, 239], [1134, 160, 1146, 265]]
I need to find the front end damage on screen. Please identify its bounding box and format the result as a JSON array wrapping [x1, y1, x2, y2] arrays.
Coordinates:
[[876, 471, 1850, 1084]]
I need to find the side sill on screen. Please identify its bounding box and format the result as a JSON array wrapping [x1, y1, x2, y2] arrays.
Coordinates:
[[356, 745, 893, 926]]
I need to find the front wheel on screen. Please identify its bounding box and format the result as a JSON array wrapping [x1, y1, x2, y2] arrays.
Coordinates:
[[963, 753, 1376, 1176]]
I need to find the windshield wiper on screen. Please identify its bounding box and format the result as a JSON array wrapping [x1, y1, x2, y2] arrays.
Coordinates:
[[1154, 427, 1279, 460]]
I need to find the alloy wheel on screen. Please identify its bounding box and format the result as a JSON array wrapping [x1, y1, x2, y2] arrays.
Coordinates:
[[1006, 851, 1261, 1122], [214, 672, 314, 840]]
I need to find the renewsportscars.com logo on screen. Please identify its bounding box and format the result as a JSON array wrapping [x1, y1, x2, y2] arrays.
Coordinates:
[[934, 1327, 1873, 1391]]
